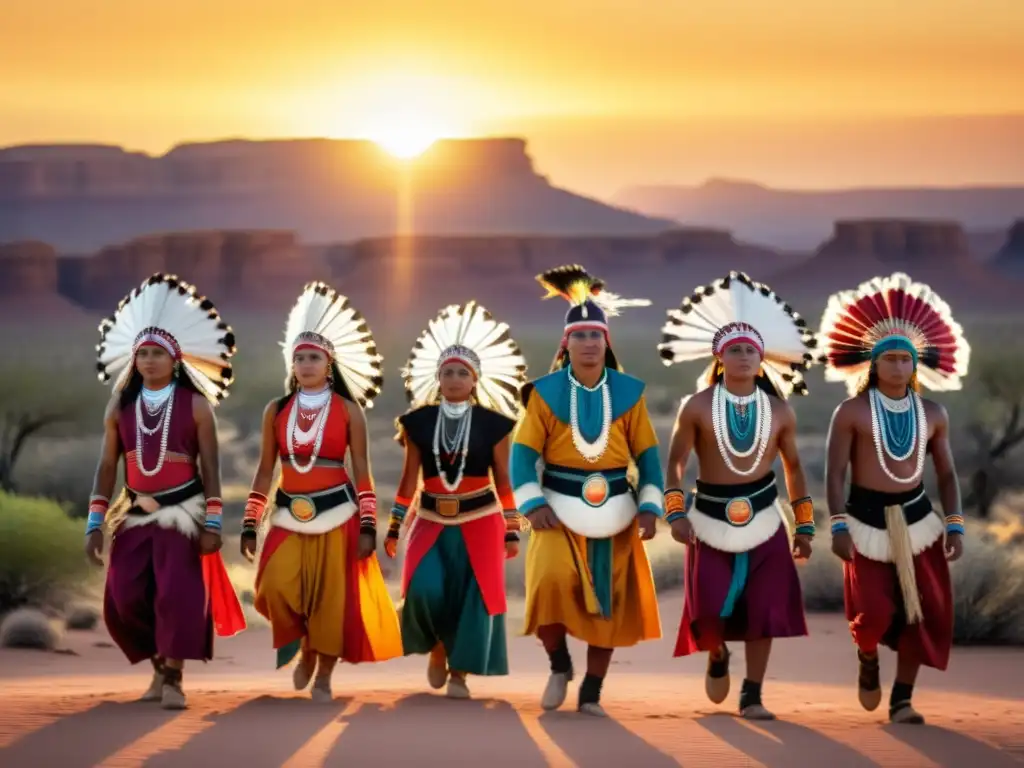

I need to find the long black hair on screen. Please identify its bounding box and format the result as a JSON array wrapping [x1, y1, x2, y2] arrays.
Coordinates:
[[118, 366, 201, 409]]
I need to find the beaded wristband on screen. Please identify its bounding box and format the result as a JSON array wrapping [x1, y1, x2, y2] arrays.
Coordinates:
[[945, 513, 965, 536], [791, 496, 814, 527], [830, 514, 849, 535], [85, 495, 109, 535], [795, 524, 816, 537], [387, 501, 409, 537], [664, 488, 688, 524], [358, 491, 378, 528], [242, 491, 268, 532], [204, 497, 223, 532]]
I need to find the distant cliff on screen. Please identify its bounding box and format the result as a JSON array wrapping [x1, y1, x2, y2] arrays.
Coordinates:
[[0, 139, 675, 251], [613, 179, 1024, 251], [769, 219, 1020, 309], [2, 220, 1019, 326], [993, 219, 1024, 278]]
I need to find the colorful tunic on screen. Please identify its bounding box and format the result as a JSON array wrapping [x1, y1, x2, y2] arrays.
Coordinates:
[[104, 386, 245, 664], [511, 367, 663, 648], [395, 404, 518, 675], [843, 484, 952, 670], [253, 392, 402, 668], [673, 471, 807, 656]]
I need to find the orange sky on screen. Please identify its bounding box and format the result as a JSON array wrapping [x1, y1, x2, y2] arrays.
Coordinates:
[[3, 0, 1023, 195]]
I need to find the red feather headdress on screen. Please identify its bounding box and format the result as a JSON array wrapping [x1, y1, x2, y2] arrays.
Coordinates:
[[818, 272, 970, 396]]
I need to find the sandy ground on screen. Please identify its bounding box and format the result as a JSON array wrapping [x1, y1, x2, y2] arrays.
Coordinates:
[[1, 599, 1022, 768]]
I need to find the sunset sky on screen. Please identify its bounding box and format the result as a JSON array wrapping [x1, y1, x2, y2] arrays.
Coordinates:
[[3, 0, 1023, 196]]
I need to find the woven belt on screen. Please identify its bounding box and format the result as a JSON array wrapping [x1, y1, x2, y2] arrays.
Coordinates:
[[694, 472, 778, 528], [125, 478, 203, 514], [420, 488, 496, 518], [846, 484, 932, 529], [276, 484, 355, 523], [541, 464, 631, 508]]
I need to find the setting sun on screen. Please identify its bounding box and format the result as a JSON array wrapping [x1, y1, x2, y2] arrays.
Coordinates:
[[372, 123, 442, 159]]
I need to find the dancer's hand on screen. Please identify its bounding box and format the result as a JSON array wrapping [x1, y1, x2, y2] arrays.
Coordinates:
[[357, 532, 376, 560], [384, 535, 398, 559], [792, 533, 813, 561], [526, 504, 560, 531], [669, 516, 696, 545], [505, 539, 520, 559], [945, 532, 964, 562], [637, 511, 658, 540], [831, 530, 855, 562], [240, 534, 257, 562], [85, 530, 104, 567], [199, 530, 222, 555]]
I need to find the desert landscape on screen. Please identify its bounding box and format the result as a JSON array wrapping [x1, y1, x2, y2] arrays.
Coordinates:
[[3, 1, 1024, 761]]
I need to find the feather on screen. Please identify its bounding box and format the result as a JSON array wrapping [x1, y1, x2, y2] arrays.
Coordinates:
[[96, 273, 235, 404], [283, 282, 384, 408], [818, 272, 970, 396], [402, 300, 528, 418], [658, 271, 818, 399], [536, 264, 651, 316]]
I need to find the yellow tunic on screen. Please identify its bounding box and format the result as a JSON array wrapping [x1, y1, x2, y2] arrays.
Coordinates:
[[513, 371, 663, 648]]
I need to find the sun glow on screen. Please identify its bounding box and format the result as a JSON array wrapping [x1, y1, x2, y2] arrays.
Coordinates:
[[372, 121, 443, 159]]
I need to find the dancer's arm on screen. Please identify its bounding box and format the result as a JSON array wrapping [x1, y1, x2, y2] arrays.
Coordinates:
[[663, 396, 697, 525], [85, 395, 122, 537], [824, 400, 856, 560], [491, 435, 520, 541], [388, 435, 422, 541], [510, 394, 553, 523], [194, 395, 224, 533], [242, 400, 279, 535], [345, 400, 378, 536], [928, 402, 964, 560], [776, 400, 814, 538], [625, 395, 665, 517]]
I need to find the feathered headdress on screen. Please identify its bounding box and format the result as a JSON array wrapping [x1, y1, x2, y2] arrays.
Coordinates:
[[96, 273, 236, 403], [658, 271, 818, 399], [537, 264, 650, 342], [402, 300, 528, 418], [283, 282, 384, 408], [818, 272, 970, 396]]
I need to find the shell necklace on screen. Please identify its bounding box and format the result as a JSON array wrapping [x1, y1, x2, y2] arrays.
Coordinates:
[[433, 398, 472, 491], [869, 387, 927, 484], [711, 384, 772, 477], [287, 387, 332, 474], [568, 368, 612, 463], [135, 383, 176, 477]]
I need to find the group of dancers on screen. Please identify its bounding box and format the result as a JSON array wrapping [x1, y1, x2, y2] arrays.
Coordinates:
[[83, 264, 970, 726]]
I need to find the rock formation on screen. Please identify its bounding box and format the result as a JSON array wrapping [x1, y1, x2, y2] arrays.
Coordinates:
[[0, 139, 675, 251], [993, 219, 1024, 277], [770, 219, 1021, 312]]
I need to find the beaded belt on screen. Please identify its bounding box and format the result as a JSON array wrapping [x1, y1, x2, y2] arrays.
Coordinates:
[[845, 484, 932, 529], [419, 488, 496, 518], [276, 484, 355, 523], [541, 464, 631, 508], [125, 478, 203, 514], [694, 472, 777, 527]]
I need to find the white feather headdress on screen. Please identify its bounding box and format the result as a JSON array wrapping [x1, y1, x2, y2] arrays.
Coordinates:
[[658, 271, 819, 399], [96, 273, 236, 403], [818, 272, 970, 396], [402, 300, 528, 418], [282, 282, 384, 408]]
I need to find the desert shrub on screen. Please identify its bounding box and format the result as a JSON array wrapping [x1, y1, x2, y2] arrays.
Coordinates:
[[64, 604, 99, 631], [0, 607, 61, 650], [951, 535, 1024, 645], [0, 492, 95, 614]]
